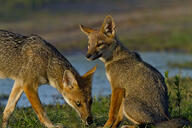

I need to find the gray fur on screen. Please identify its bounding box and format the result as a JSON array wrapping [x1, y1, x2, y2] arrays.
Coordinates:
[[0, 30, 95, 128], [0, 30, 79, 85], [103, 42, 169, 124], [80, 15, 189, 127]]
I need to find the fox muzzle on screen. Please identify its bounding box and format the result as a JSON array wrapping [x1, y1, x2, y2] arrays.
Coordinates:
[[86, 116, 93, 125], [86, 52, 102, 60]]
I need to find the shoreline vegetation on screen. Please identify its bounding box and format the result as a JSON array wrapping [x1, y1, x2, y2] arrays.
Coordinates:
[[168, 61, 192, 69], [0, 75, 192, 127]]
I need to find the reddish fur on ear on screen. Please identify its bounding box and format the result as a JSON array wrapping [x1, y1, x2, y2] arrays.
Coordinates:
[[82, 65, 97, 78], [79, 65, 96, 89], [79, 24, 96, 35], [100, 15, 116, 38]]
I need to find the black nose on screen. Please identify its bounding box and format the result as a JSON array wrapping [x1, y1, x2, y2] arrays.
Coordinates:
[[86, 53, 92, 59], [86, 116, 93, 125]]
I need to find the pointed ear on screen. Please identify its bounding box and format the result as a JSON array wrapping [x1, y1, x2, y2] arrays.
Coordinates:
[[79, 24, 95, 35], [82, 65, 97, 80], [63, 70, 78, 89], [100, 15, 116, 38]]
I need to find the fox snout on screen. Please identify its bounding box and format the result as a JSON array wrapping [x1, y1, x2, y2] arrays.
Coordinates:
[[86, 116, 93, 125], [80, 114, 93, 126], [86, 53, 92, 59], [86, 52, 102, 60]]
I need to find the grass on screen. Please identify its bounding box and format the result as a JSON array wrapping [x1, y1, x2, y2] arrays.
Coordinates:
[[165, 76, 192, 122], [0, 75, 192, 128], [168, 61, 192, 69], [121, 29, 192, 52], [0, 97, 110, 128]]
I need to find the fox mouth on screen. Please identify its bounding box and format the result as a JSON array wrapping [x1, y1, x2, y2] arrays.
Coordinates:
[[86, 52, 102, 60], [80, 116, 93, 126]]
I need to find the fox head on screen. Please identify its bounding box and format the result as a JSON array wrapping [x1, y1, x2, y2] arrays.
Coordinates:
[[62, 66, 96, 125], [80, 15, 117, 61]]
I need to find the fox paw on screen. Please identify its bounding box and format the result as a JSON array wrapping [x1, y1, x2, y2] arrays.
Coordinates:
[[121, 125, 135, 128], [53, 124, 63, 128], [104, 121, 113, 128], [102, 126, 112, 128], [2, 121, 8, 128]]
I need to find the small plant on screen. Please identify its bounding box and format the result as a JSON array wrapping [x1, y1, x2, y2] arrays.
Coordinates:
[[173, 74, 182, 116], [164, 71, 173, 114], [165, 71, 183, 117]]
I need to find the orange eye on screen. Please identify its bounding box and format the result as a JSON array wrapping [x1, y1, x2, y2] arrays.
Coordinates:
[[76, 101, 81, 107]]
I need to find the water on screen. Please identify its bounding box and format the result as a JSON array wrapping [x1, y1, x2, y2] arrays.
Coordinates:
[[1, 52, 192, 107]]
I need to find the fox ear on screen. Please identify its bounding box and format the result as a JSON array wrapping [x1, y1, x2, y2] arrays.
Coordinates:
[[63, 70, 78, 89], [100, 15, 116, 38], [82, 65, 97, 82], [79, 24, 95, 35]]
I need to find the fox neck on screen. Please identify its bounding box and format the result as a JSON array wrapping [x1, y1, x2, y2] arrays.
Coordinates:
[[48, 58, 80, 93], [99, 39, 126, 63]]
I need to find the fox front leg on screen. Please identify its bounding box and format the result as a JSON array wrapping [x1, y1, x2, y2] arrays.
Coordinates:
[[121, 126, 136, 128], [2, 81, 23, 128], [104, 88, 125, 128], [23, 84, 62, 128], [111, 102, 124, 128]]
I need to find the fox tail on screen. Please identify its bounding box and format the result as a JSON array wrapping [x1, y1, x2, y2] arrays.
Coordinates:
[[155, 117, 190, 128]]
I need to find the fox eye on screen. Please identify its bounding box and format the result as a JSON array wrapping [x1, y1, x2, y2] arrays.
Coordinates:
[[89, 99, 93, 105], [76, 101, 81, 107], [97, 42, 104, 47]]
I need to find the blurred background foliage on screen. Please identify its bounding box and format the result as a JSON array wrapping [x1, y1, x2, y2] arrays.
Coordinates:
[[0, 0, 190, 21], [0, 0, 192, 52]]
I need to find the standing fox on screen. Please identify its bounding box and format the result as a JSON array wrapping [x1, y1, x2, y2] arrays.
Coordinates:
[[0, 30, 96, 128], [80, 16, 189, 128]]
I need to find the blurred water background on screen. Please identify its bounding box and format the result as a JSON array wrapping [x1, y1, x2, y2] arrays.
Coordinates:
[[1, 52, 192, 106]]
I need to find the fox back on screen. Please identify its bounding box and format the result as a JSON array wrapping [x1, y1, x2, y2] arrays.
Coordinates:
[[0, 30, 74, 82]]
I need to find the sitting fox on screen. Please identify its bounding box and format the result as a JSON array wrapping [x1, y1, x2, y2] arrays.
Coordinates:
[[0, 30, 96, 128], [80, 16, 189, 128]]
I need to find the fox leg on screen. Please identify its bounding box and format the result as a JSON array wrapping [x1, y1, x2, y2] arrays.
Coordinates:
[[111, 101, 124, 128], [2, 81, 23, 128], [104, 88, 125, 128], [121, 125, 136, 128], [23, 84, 61, 128], [122, 98, 158, 128]]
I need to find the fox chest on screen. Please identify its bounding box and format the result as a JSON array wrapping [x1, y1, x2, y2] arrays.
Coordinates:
[[106, 72, 112, 83], [106, 71, 120, 88], [105, 68, 125, 89]]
